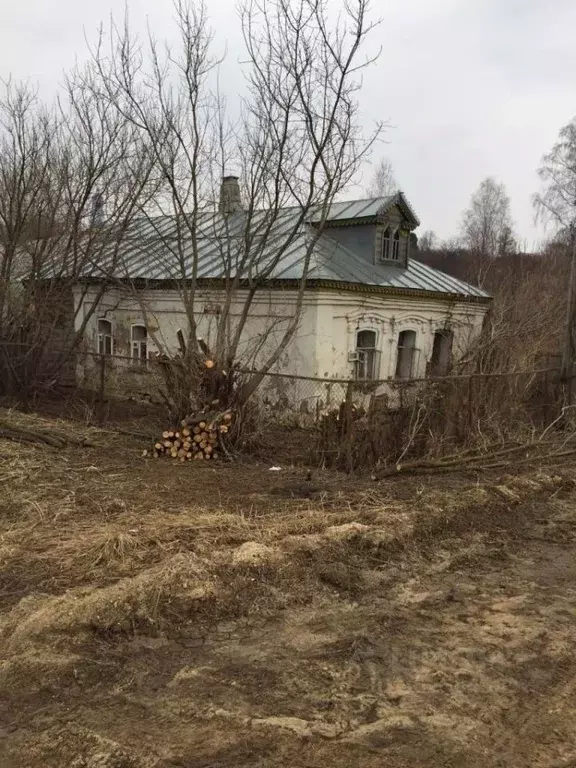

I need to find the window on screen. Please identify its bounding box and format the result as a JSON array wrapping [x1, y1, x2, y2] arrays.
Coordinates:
[[97, 319, 113, 356], [395, 330, 417, 379], [355, 329, 380, 380], [429, 330, 453, 376], [131, 324, 148, 364], [392, 229, 400, 260], [381, 227, 401, 262], [381, 227, 392, 261]]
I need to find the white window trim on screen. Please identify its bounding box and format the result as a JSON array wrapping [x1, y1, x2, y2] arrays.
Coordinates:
[[380, 226, 401, 263], [97, 318, 114, 356], [355, 328, 380, 380], [381, 226, 392, 261], [130, 323, 148, 364], [395, 329, 419, 380], [392, 229, 400, 260]]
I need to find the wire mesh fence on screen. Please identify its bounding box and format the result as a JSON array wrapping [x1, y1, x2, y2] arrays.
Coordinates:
[[244, 366, 564, 469], [0, 342, 566, 470], [72, 352, 565, 465], [78, 352, 563, 417]]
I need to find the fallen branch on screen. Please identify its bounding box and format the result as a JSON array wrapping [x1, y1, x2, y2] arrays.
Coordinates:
[[0, 421, 92, 448], [373, 441, 576, 479]]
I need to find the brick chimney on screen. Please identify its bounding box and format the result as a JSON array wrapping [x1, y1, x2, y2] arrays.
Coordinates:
[[219, 175, 242, 215]]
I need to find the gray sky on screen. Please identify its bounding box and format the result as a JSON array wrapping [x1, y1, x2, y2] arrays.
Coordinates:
[[3, 0, 575, 246]]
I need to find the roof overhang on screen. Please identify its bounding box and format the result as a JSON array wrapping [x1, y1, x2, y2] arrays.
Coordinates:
[[74, 275, 492, 304]]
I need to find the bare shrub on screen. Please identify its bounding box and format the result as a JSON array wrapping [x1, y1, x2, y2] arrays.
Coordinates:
[[315, 371, 562, 472]]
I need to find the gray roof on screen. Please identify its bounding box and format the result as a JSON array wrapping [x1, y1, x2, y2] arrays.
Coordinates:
[[315, 191, 421, 227], [78, 197, 488, 301], [278, 236, 489, 298]]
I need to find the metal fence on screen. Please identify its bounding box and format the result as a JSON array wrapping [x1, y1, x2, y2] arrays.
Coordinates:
[[79, 351, 563, 427], [0, 343, 566, 468]]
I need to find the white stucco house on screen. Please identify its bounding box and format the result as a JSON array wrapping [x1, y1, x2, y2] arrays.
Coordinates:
[[72, 179, 490, 401]]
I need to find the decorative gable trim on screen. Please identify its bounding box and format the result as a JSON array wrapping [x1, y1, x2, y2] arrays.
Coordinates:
[[317, 216, 375, 229], [376, 192, 420, 229]]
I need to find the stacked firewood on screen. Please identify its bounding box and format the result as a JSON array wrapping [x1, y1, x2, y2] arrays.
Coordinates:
[[150, 411, 233, 461]]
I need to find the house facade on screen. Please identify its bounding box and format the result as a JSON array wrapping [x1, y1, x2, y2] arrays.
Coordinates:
[[73, 181, 490, 401]]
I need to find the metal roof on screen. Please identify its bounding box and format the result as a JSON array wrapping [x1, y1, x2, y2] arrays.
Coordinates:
[[77, 200, 488, 300], [316, 192, 421, 227], [274, 235, 489, 299]]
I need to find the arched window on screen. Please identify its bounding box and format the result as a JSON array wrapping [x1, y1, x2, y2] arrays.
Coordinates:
[[395, 330, 417, 379], [131, 324, 148, 363], [97, 319, 113, 356], [381, 227, 392, 261], [429, 330, 453, 376], [355, 329, 379, 380], [392, 229, 400, 260]]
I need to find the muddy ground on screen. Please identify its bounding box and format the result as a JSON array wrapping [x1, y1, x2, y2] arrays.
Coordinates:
[[1, 414, 576, 767]]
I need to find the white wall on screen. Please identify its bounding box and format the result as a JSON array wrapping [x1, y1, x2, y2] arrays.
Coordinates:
[[73, 284, 319, 373], [73, 283, 488, 396], [312, 289, 487, 380]]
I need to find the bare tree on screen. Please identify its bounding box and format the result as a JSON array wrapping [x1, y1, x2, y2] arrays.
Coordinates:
[[461, 177, 516, 285], [418, 229, 436, 251], [535, 117, 576, 384], [84, 0, 383, 414], [365, 157, 397, 198], [0, 75, 155, 403], [535, 117, 576, 231]]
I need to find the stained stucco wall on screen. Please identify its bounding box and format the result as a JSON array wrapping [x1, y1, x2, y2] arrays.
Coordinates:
[[72, 284, 319, 375], [311, 290, 487, 380], [72, 284, 488, 400]]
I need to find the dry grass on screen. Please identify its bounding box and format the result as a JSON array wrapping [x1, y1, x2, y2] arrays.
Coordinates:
[[3, 409, 576, 767]]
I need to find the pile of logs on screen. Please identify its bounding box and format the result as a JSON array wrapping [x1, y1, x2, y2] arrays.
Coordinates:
[[149, 410, 233, 461]]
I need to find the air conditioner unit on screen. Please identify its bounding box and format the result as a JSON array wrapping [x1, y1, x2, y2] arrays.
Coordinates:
[[348, 351, 360, 362]]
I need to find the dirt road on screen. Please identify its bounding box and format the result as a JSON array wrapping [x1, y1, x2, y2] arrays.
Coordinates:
[[1, 424, 576, 766]]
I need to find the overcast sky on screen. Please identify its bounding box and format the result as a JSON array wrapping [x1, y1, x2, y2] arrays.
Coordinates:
[[2, 0, 575, 246]]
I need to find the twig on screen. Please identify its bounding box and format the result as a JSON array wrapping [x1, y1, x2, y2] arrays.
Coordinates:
[[539, 405, 576, 441]]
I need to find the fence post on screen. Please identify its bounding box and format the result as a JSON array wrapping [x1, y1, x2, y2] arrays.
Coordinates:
[[340, 380, 354, 473], [467, 374, 474, 433], [97, 353, 107, 425]]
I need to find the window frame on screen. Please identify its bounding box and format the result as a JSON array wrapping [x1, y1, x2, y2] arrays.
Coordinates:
[[130, 323, 148, 365], [381, 226, 392, 262], [395, 329, 418, 380], [354, 328, 380, 381], [380, 226, 402, 263], [429, 329, 453, 376], [392, 229, 400, 260], [97, 318, 113, 356]]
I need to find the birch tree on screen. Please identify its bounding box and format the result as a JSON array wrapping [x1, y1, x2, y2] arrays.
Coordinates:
[[535, 117, 576, 232], [461, 177, 515, 285], [365, 157, 397, 198], [535, 116, 576, 381]]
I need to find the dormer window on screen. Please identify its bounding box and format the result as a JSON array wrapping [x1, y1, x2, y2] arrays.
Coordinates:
[[392, 229, 400, 260], [381, 227, 392, 261], [380, 226, 402, 263]]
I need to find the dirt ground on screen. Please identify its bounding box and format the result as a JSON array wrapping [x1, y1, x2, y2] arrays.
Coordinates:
[[2, 412, 576, 767]]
